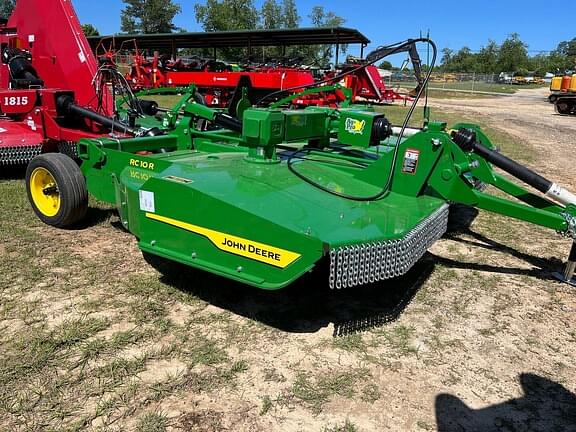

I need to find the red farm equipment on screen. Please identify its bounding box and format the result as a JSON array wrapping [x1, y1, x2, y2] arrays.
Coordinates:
[[123, 49, 316, 107], [333, 42, 426, 105], [338, 63, 410, 104], [90, 28, 414, 108], [123, 50, 411, 108], [0, 0, 144, 166]]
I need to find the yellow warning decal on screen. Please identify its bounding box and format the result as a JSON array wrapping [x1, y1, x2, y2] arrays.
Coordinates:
[[145, 213, 301, 268]]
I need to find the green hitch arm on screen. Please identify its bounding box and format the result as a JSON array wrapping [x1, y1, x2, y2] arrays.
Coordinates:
[[447, 127, 576, 286], [429, 129, 575, 234], [452, 128, 576, 207]]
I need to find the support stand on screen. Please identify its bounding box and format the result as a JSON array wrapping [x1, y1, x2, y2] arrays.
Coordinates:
[[553, 240, 576, 287]]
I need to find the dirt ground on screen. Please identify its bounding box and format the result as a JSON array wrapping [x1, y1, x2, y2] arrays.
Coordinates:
[[429, 87, 576, 188], [1, 88, 576, 432]]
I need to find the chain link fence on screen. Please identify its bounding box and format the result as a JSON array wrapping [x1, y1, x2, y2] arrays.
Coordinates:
[[383, 71, 548, 95]]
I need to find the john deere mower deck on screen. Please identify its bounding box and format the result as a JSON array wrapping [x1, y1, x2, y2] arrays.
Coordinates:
[[25, 39, 576, 290]]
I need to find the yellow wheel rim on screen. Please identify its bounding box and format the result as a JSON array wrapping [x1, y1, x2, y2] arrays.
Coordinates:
[[30, 167, 61, 217]]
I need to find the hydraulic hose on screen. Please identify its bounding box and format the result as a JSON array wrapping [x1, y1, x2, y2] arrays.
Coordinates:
[[286, 38, 437, 201], [257, 38, 427, 107]]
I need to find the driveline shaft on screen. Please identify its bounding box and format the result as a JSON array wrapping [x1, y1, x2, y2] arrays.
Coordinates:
[[57, 95, 136, 136], [452, 128, 576, 207]]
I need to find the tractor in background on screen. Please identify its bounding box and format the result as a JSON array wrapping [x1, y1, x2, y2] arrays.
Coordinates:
[[548, 74, 576, 115]]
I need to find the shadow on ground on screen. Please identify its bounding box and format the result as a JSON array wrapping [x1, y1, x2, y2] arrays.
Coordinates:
[[157, 255, 435, 336], [431, 228, 564, 281], [440, 203, 564, 281], [0, 165, 26, 180], [436, 373, 576, 432], [152, 204, 562, 335]]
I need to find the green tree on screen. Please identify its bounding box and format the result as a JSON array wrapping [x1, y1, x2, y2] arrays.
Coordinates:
[[195, 0, 259, 60], [305, 6, 345, 67], [442, 46, 475, 72], [281, 0, 299, 28], [528, 53, 555, 76], [379, 60, 393, 70], [309, 5, 344, 27], [120, 0, 181, 34], [455, 47, 476, 71], [260, 0, 283, 60], [551, 37, 576, 72], [81, 24, 100, 37], [194, 0, 259, 32], [440, 48, 453, 67], [554, 38, 576, 58], [261, 0, 282, 29], [476, 40, 499, 73], [0, 0, 15, 18], [497, 33, 529, 72]]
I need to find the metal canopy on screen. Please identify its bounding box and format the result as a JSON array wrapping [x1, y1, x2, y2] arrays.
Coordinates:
[[87, 27, 370, 51]]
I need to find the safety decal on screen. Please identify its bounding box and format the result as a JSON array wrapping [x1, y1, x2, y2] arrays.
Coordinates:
[[402, 149, 420, 175], [139, 190, 155, 213]]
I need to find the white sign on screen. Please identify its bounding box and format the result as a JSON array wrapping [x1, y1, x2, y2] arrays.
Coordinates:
[[139, 190, 155, 213]]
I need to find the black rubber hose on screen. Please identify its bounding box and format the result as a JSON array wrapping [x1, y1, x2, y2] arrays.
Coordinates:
[[58, 95, 136, 135], [213, 112, 243, 133], [453, 128, 552, 194]]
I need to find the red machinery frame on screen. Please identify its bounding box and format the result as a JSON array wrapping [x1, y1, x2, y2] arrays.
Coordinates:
[[124, 49, 316, 107], [93, 29, 408, 108], [0, 0, 117, 165]]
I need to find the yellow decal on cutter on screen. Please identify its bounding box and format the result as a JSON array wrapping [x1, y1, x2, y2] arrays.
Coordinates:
[[344, 118, 366, 135], [129, 158, 155, 170], [146, 213, 301, 268]]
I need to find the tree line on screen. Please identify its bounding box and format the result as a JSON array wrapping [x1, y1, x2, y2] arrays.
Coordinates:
[[1, 0, 574, 73], [118, 0, 345, 65], [96, 0, 576, 73], [440, 33, 576, 76]]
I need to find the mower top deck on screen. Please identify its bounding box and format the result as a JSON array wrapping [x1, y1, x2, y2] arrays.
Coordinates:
[[134, 149, 446, 247]]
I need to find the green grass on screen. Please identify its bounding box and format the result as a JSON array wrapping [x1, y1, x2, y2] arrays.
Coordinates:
[[331, 333, 367, 353], [289, 369, 372, 414], [260, 395, 273, 416], [323, 419, 360, 432], [136, 411, 168, 432], [140, 94, 183, 109]]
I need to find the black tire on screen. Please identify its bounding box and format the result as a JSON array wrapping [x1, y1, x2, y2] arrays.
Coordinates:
[[26, 153, 88, 228], [555, 101, 569, 115]]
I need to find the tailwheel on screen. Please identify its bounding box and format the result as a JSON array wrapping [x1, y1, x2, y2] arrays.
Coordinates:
[[26, 153, 88, 228]]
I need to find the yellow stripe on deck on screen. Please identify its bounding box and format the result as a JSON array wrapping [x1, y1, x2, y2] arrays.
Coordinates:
[[145, 213, 301, 268]]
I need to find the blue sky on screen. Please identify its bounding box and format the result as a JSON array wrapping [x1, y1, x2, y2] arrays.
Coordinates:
[[73, 0, 576, 60]]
